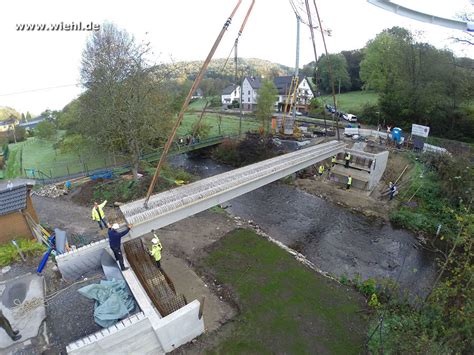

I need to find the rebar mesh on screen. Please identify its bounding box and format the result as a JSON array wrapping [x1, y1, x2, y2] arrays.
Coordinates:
[[124, 238, 186, 316]]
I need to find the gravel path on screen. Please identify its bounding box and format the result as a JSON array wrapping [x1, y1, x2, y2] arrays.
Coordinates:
[[32, 196, 108, 245]]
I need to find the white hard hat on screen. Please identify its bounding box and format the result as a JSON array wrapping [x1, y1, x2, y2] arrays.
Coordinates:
[[112, 223, 120, 230], [151, 238, 159, 244]]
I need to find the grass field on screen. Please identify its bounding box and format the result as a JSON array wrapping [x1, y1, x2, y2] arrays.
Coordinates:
[[320, 91, 379, 113], [2, 111, 259, 179], [203, 229, 368, 353], [5, 133, 114, 179], [178, 112, 260, 137]]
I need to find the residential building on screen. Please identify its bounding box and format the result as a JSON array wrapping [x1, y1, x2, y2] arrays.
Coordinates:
[[273, 76, 315, 113], [241, 77, 261, 111], [0, 182, 39, 243], [221, 84, 241, 106], [191, 88, 204, 100], [0, 117, 19, 133]]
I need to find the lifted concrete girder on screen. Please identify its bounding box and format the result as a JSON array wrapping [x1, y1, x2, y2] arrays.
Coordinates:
[[121, 140, 345, 238]]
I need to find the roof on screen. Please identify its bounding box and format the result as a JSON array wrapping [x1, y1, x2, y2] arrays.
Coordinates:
[[222, 84, 239, 95], [0, 184, 28, 216], [244, 77, 261, 90], [273, 75, 307, 95]]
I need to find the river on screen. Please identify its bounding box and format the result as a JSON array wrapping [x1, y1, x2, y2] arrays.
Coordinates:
[[170, 154, 437, 297]]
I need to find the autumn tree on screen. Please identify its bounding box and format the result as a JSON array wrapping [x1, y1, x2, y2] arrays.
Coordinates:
[[256, 79, 277, 134], [77, 23, 175, 180]]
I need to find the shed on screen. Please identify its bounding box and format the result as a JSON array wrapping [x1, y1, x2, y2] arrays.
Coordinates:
[[0, 184, 39, 243]]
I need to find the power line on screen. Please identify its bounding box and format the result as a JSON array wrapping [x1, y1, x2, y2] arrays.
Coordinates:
[[0, 83, 81, 97]]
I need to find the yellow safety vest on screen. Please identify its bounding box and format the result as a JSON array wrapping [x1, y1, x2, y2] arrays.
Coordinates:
[[151, 242, 163, 261], [318, 165, 325, 174], [345, 154, 351, 161], [332, 157, 336, 164], [348, 176, 353, 185], [91, 200, 107, 221]]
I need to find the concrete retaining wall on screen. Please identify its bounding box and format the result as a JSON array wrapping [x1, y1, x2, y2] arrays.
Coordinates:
[[66, 312, 164, 354], [367, 150, 389, 190], [56, 239, 110, 281], [66, 301, 205, 354], [153, 300, 205, 353]]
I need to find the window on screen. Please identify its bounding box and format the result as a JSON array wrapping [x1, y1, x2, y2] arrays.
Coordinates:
[[248, 90, 250, 95], [248, 98, 250, 102]]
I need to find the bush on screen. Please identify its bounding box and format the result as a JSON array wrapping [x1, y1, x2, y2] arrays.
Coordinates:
[[0, 239, 46, 266]]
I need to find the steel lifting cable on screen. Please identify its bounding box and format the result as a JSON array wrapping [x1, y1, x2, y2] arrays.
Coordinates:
[[222, 0, 256, 74], [144, 0, 244, 208], [304, 0, 328, 131], [311, 0, 340, 140]]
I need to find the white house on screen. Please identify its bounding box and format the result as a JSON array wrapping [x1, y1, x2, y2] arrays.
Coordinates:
[[191, 88, 204, 99], [221, 84, 241, 106], [241, 77, 261, 111], [0, 117, 19, 133]]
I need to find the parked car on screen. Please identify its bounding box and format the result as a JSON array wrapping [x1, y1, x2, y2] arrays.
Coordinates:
[[343, 113, 358, 122]]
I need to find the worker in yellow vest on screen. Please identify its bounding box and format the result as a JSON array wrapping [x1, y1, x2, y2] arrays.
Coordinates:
[[91, 200, 107, 230], [318, 164, 325, 176], [331, 156, 337, 167], [345, 153, 351, 168], [347, 175, 352, 190], [149, 231, 163, 269]]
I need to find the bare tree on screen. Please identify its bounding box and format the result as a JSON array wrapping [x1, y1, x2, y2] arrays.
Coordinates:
[[451, 13, 474, 46], [78, 23, 175, 180]]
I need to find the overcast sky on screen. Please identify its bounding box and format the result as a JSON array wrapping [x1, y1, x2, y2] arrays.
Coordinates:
[[0, 0, 472, 115]]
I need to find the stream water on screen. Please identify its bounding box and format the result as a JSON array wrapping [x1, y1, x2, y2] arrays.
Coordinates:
[[170, 154, 437, 297]]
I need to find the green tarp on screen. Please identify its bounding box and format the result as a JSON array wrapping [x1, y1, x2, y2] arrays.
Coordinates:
[[78, 279, 136, 328]]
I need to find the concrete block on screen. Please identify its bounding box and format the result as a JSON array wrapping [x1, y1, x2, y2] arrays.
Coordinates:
[[153, 300, 205, 353], [67, 313, 164, 355]]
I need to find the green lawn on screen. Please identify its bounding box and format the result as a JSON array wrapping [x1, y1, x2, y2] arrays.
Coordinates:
[[7, 133, 114, 179], [203, 229, 368, 354], [321, 91, 379, 113], [4, 111, 258, 179], [178, 112, 260, 137]]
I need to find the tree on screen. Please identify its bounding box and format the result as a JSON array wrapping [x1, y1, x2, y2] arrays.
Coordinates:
[[20, 113, 26, 123], [256, 79, 277, 134], [317, 54, 351, 93], [360, 27, 474, 140], [35, 120, 56, 140], [25, 112, 32, 122], [341, 49, 363, 90], [76, 23, 176, 180]]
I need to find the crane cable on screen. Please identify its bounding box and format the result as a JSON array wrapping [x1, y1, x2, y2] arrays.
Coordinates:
[[144, 0, 244, 207], [222, 0, 256, 78], [311, 0, 340, 141]]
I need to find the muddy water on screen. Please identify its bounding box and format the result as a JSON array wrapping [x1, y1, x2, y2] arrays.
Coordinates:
[[171, 155, 437, 296]]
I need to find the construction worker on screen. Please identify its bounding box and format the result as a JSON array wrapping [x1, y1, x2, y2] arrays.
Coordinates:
[[389, 183, 397, 200], [92, 200, 108, 230], [149, 231, 163, 269], [318, 164, 325, 176], [347, 175, 352, 190], [345, 153, 351, 168], [331, 156, 337, 167], [0, 310, 21, 341], [107, 223, 133, 271]]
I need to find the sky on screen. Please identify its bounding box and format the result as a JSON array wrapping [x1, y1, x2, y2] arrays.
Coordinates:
[[0, 0, 472, 115]]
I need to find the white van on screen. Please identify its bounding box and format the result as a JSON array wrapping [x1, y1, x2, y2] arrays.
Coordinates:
[[343, 113, 358, 122]]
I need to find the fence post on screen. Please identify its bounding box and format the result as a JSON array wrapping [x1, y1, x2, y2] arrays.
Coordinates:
[[67, 165, 70, 176]]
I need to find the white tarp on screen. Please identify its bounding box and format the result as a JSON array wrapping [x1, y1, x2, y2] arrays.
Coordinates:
[[412, 124, 430, 138]]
